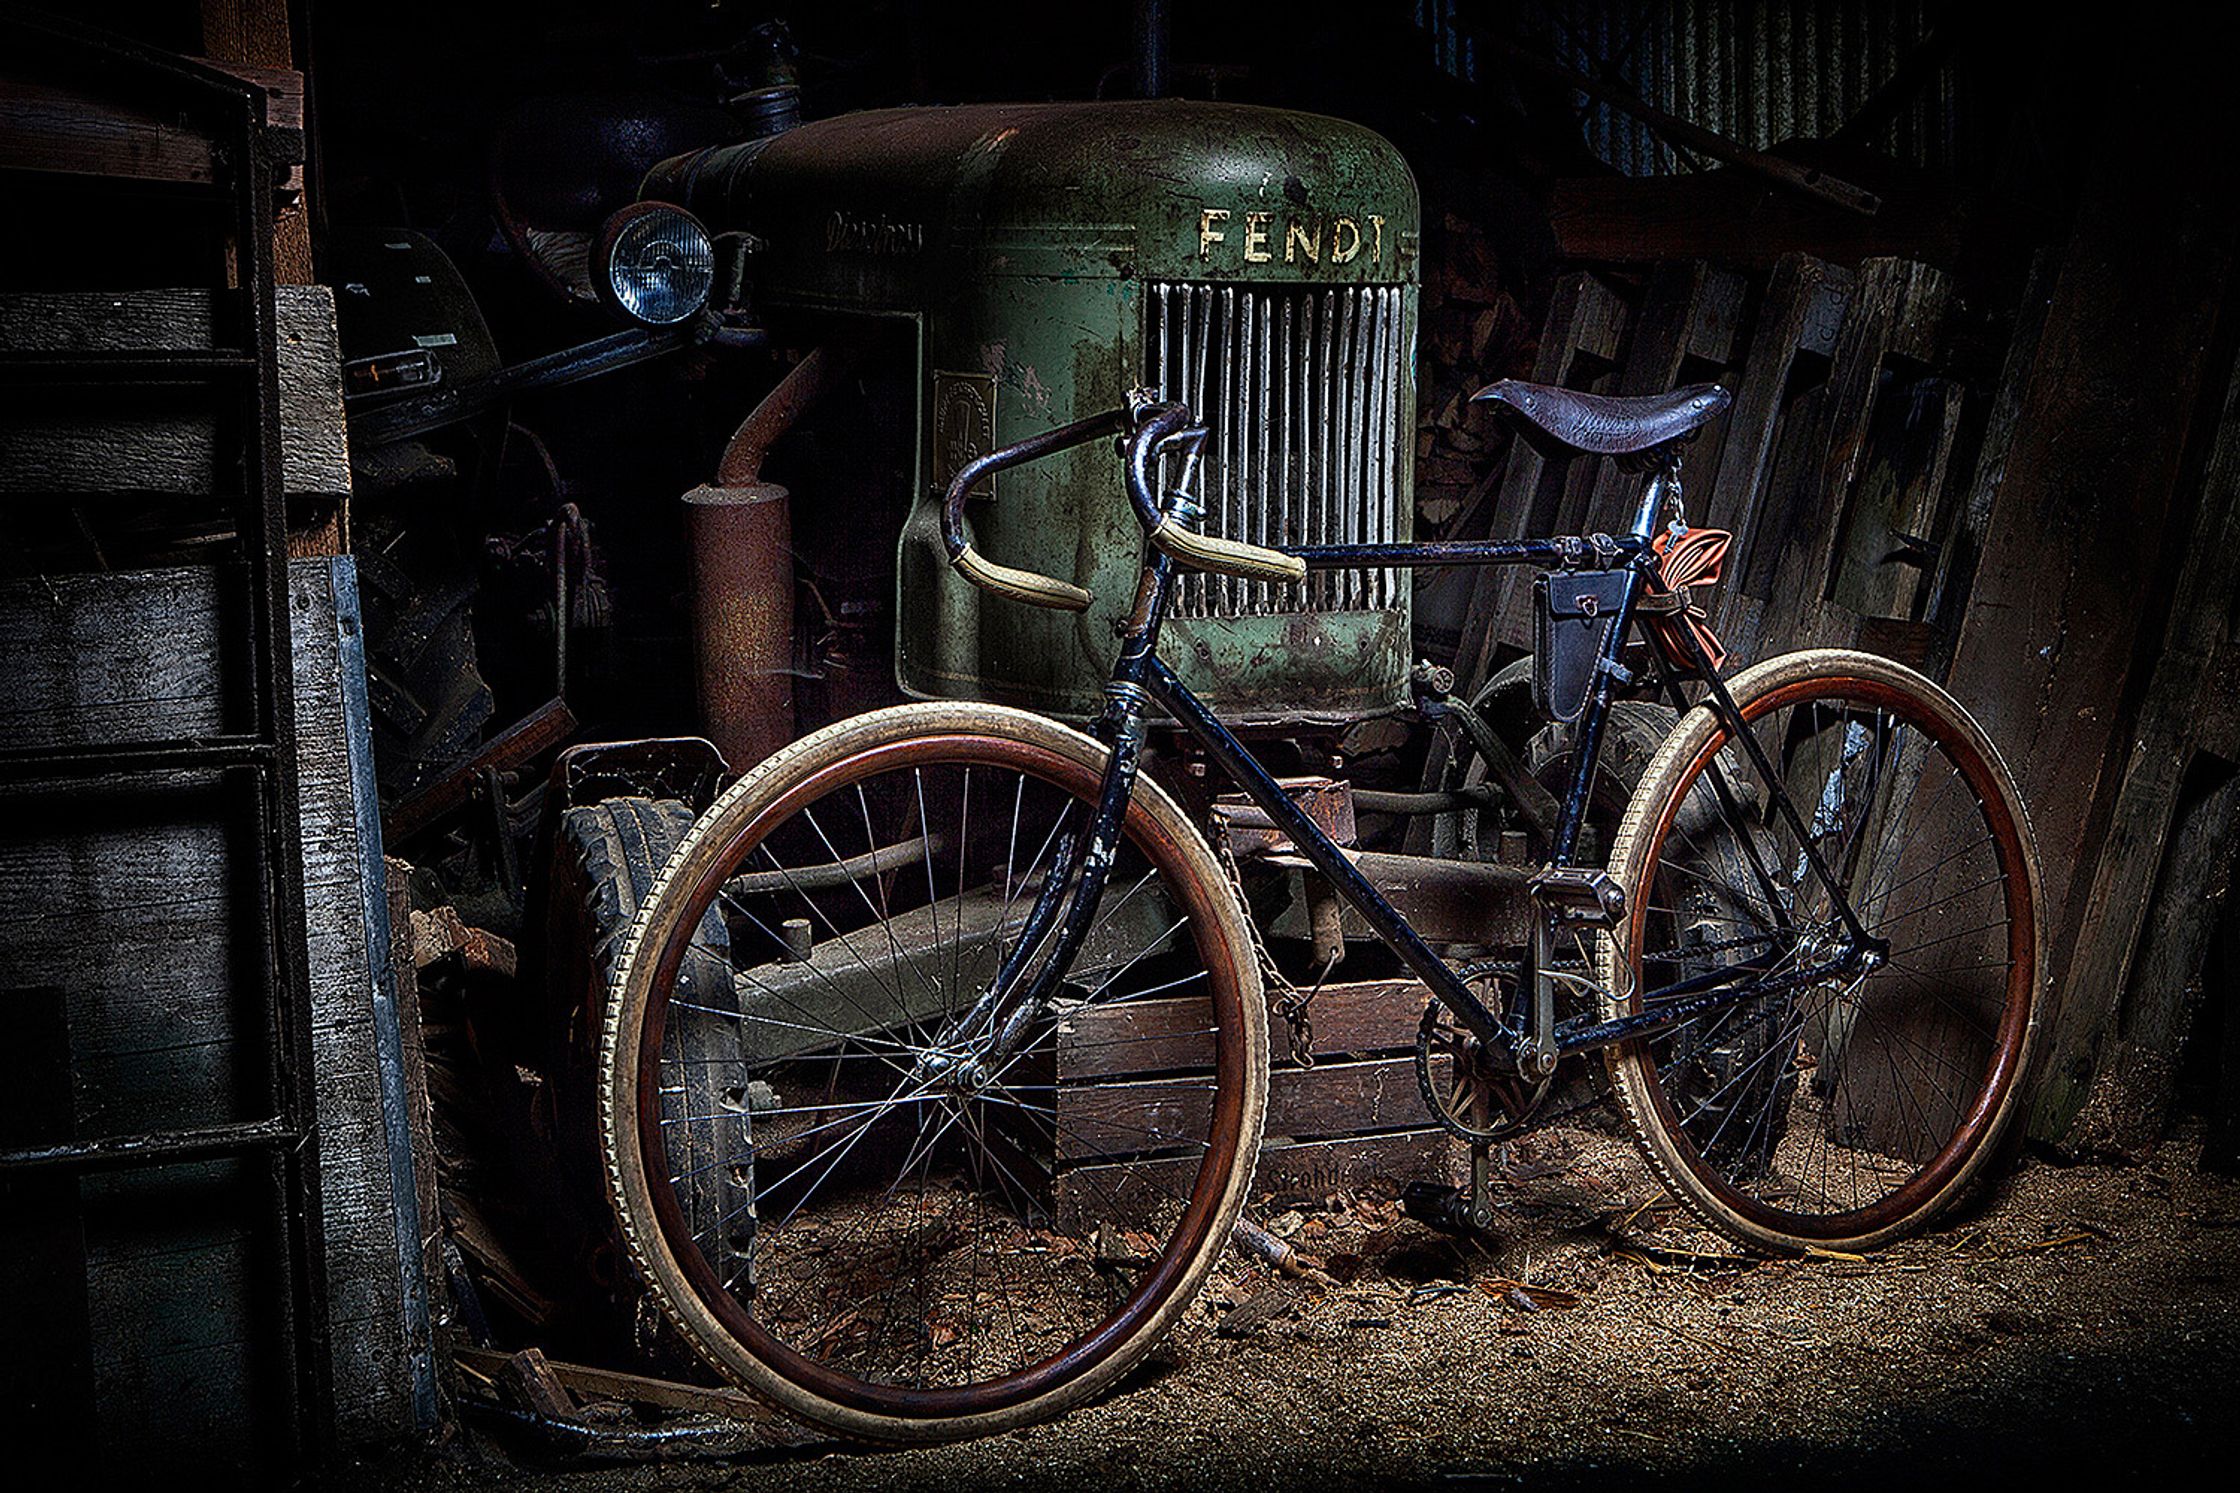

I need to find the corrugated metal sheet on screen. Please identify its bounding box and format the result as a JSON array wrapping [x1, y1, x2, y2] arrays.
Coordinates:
[[1420, 1, 1962, 174]]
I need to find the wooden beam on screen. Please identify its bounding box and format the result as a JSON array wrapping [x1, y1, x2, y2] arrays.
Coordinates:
[[386, 857, 446, 1332], [727, 877, 1182, 1066], [450, 1345, 821, 1436], [1922, 63, 2240, 1142], [1701, 254, 1854, 651], [1549, 170, 1981, 273], [1055, 1128, 1446, 1230], [0, 57, 305, 267], [199, 0, 311, 284], [0, 74, 221, 185], [493, 1347, 576, 1422], [1052, 978, 1448, 1227], [2033, 347, 2240, 1147], [1059, 979, 1426, 1079], [1917, 251, 2064, 682], [2081, 761, 2240, 1156]]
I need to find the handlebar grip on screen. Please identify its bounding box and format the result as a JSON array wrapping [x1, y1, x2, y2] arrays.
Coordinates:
[[1148, 518, 1309, 584], [940, 405, 1130, 613], [951, 545, 1095, 612]]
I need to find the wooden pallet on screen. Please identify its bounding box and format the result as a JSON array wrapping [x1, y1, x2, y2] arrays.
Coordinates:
[[1575, 260, 1750, 541], [1730, 257, 1961, 666], [1699, 254, 1854, 646], [1448, 272, 1633, 680], [1452, 111, 2240, 1154], [1416, 272, 1633, 831]]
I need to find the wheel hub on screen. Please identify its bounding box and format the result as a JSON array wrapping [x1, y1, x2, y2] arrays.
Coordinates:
[[915, 1045, 999, 1096]]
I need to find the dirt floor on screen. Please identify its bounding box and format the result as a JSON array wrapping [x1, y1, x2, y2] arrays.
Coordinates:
[[331, 1117, 2240, 1491]]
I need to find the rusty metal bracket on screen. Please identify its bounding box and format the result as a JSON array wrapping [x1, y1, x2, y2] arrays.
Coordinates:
[[549, 736, 730, 815]]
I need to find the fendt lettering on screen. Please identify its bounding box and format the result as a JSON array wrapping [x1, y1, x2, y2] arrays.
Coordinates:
[[1196, 208, 1385, 267]]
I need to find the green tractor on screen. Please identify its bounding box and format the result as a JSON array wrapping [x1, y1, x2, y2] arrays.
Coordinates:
[[531, 95, 1443, 1357], [650, 97, 1423, 745]]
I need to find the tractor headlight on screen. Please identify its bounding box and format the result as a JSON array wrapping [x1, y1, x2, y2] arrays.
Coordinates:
[[595, 202, 715, 326]]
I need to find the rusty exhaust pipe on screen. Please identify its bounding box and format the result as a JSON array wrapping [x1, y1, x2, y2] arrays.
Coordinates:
[[687, 344, 859, 771]]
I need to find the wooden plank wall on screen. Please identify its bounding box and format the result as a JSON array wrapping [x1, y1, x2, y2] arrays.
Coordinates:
[[1438, 248, 1969, 693], [1935, 91, 2240, 1141], [0, 559, 434, 1465], [0, 287, 352, 506]]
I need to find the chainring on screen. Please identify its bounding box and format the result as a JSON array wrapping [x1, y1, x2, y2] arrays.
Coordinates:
[[1413, 966, 1550, 1143]]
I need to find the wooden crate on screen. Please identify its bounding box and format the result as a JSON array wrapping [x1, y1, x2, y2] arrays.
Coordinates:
[[1045, 978, 1445, 1230]]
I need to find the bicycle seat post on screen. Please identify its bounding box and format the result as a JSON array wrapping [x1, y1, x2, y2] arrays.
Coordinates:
[[1630, 456, 1682, 543]]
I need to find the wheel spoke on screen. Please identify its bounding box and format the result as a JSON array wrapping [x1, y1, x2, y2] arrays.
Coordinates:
[[603, 720, 1260, 1422]]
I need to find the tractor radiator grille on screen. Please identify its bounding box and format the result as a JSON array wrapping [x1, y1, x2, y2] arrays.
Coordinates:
[[1146, 282, 1409, 618]]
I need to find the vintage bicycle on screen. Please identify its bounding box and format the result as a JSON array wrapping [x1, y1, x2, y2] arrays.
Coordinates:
[[593, 383, 2042, 1442]]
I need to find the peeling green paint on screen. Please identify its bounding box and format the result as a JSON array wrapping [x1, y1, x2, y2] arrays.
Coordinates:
[[648, 100, 1421, 719]]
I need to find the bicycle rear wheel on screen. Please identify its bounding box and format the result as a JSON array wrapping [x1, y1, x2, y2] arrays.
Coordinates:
[[600, 702, 1266, 1442], [1601, 649, 2042, 1253]]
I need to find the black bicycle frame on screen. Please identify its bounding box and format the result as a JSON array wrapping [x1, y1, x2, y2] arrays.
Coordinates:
[[955, 408, 1874, 1077]]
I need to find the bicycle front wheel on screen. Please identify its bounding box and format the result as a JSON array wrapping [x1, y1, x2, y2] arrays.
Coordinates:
[[599, 702, 1267, 1443], [1601, 649, 2042, 1253]]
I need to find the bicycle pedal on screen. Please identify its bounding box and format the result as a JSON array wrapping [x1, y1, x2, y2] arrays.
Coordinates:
[[1528, 866, 1626, 926], [1400, 1180, 1497, 1241]]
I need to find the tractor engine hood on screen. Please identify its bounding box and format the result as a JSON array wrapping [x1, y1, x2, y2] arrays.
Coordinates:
[[642, 99, 1421, 310], [646, 100, 1423, 721]]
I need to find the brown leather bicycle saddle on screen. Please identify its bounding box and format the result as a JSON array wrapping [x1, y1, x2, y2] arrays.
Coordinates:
[[1472, 379, 1731, 456]]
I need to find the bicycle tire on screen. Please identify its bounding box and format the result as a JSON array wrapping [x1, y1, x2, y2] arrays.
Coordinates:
[[599, 702, 1267, 1443], [1600, 649, 2043, 1253]]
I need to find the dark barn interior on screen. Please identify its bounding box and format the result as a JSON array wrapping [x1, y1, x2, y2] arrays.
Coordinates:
[[5, 1, 2240, 1487]]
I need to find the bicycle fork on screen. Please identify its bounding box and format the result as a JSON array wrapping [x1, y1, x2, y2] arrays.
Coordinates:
[[928, 554, 1176, 1078]]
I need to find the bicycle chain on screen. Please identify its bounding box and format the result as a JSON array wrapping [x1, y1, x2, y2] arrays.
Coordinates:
[[1213, 827, 1326, 1068]]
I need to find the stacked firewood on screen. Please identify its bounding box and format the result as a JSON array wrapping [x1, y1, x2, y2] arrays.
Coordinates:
[[1413, 209, 1536, 536]]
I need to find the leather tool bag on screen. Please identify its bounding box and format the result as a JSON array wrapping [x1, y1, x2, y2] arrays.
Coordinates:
[[1533, 568, 1632, 724], [1643, 526, 1733, 672]]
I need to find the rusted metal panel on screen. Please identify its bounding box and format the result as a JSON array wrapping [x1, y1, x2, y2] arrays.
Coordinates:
[[1512, 0, 1956, 177]]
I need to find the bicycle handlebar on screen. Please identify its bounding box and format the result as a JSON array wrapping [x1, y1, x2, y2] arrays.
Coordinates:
[[939, 393, 1306, 612], [939, 407, 1125, 612]]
